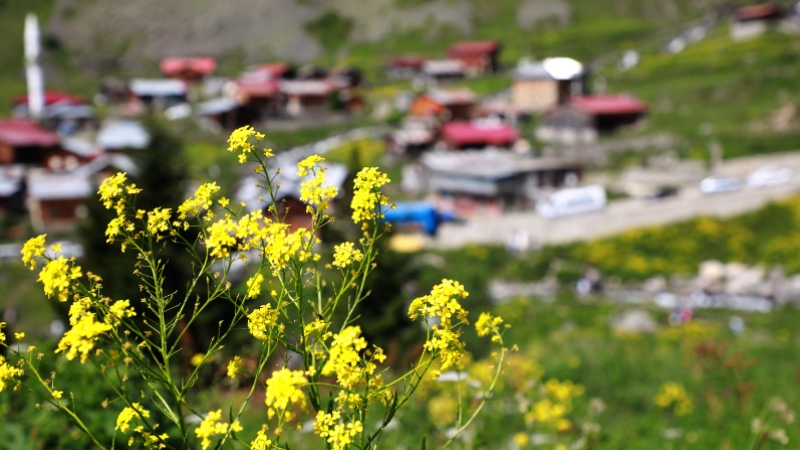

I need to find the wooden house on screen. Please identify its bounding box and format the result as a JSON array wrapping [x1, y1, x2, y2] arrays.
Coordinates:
[[731, 3, 785, 40], [0, 120, 61, 166], [537, 95, 647, 144], [440, 120, 519, 150], [511, 58, 586, 113], [446, 41, 501, 76], [160, 57, 217, 81], [410, 89, 476, 122]]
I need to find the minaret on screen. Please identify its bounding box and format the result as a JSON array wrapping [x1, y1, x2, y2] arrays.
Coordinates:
[[24, 13, 44, 121]]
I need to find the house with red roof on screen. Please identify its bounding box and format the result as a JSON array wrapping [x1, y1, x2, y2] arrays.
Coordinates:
[[160, 57, 217, 81], [0, 120, 62, 166], [730, 3, 785, 40], [387, 56, 429, 79], [538, 95, 648, 144], [441, 120, 519, 150], [446, 40, 501, 76], [12, 91, 95, 135]]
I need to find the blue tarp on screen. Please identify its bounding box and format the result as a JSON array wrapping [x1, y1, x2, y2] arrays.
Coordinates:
[[382, 201, 448, 235]]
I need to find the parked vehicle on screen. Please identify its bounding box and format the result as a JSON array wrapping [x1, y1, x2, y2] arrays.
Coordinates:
[[644, 186, 679, 201], [536, 185, 607, 219], [381, 201, 455, 236], [699, 176, 741, 194], [746, 166, 792, 187]]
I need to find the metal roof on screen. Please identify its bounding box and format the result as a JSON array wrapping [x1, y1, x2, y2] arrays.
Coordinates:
[[97, 120, 151, 150]]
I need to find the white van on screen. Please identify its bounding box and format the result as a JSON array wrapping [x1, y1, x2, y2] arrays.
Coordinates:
[[536, 185, 607, 219]]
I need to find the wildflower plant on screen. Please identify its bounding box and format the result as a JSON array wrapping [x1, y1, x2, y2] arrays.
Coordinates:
[[3, 126, 509, 449]]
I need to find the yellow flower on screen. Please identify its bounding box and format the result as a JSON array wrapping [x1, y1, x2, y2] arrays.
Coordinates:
[[408, 280, 470, 376], [14, 332, 24, 340], [146, 207, 171, 236], [248, 304, 279, 341], [0, 322, 5, 343], [299, 168, 338, 212], [264, 367, 307, 419], [116, 402, 151, 433], [475, 312, 505, 342], [218, 197, 230, 208], [227, 356, 243, 379], [97, 172, 128, 210], [350, 167, 391, 223], [227, 126, 264, 164], [296, 155, 324, 177], [655, 382, 693, 415], [246, 273, 264, 299], [107, 300, 137, 325], [178, 182, 220, 219], [55, 313, 112, 363], [332, 242, 364, 268], [0, 355, 24, 392], [513, 432, 529, 447], [313, 410, 363, 450], [303, 318, 329, 337], [194, 409, 236, 450], [206, 215, 238, 259], [21, 234, 47, 270], [52, 390, 63, 399], [250, 429, 272, 450], [190, 353, 205, 367], [38, 256, 82, 302], [321, 326, 384, 390], [263, 224, 311, 274]]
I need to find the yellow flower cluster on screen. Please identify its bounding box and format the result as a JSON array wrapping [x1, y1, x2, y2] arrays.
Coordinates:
[[321, 326, 386, 392], [296, 155, 324, 177], [108, 300, 136, 324], [115, 402, 151, 433], [0, 321, 5, 343], [350, 167, 391, 223], [262, 223, 312, 274], [313, 410, 364, 450], [332, 242, 363, 268], [194, 409, 243, 450], [97, 172, 129, 211], [20, 234, 46, 269], [408, 279, 470, 377], [38, 256, 82, 302], [250, 429, 272, 450], [265, 367, 307, 420], [146, 207, 171, 237], [246, 273, 264, 299], [0, 355, 23, 392], [297, 156, 338, 212], [654, 382, 693, 415], [178, 182, 221, 220], [227, 125, 265, 164], [525, 379, 585, 431], [227, 356, 243, 379], [303, 318, 329, 337], [475, 312, 504, 342], [55, 313, 112, 363], [206, 215, 238, 259], [248, 304, 279, 341]]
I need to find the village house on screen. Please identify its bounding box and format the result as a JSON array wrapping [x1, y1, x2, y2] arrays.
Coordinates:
[[387, 116, 439, 157], [129, 78, 188, 109], [12, 91, 95, 135], [408, 149, 584, 217], [421, 59, 467, 83], [730, 3, 785, 41], [96, 120, 151, 152], [537, 95, 648, 144], [160, 57, 217, 81], [511, 57, 586, 113], [27, 153, 137, 232], [440, 119, 519, 150], [387, 56, 429, 79], [0, 119, 61, 166], [279, 80, 333, 117], [410, 88, 476, 122], [446, 40, 502, 76]]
